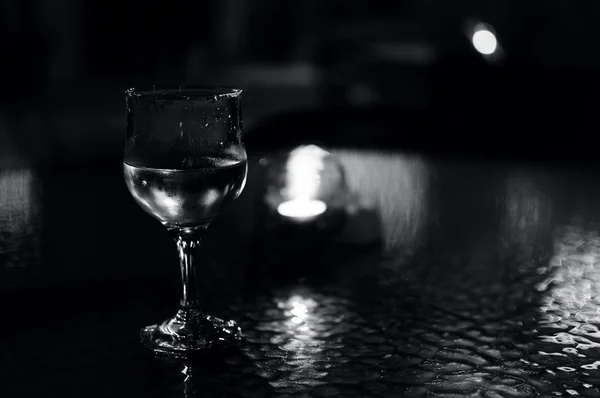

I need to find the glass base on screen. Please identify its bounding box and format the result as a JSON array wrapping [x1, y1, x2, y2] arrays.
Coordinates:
[[140, 309, 241, 355]]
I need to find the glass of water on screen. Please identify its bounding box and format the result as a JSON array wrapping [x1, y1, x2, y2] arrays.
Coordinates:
[[123, 86, 247, 354]]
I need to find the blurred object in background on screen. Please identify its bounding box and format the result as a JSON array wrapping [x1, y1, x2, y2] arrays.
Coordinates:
[[1, 0, 83, 94], [1, 0, 600, 164], [40, 0, 84, 87], [317, 1, 437, 110], [0, 168, 42, 290], [470, 24, 499, 57], [256, 146, 349, 261], [263, 145, 348, 222], [333, 150, 430, 254]]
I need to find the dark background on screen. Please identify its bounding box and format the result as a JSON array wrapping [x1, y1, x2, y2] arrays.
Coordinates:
[[1, 0, 600, 165], [3, 3, 600, 396]]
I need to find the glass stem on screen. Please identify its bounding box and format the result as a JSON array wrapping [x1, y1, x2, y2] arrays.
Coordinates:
[[172, 225, 209, 310]]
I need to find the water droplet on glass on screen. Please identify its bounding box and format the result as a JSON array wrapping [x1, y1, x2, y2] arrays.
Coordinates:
[[204, 123, 214, 129]]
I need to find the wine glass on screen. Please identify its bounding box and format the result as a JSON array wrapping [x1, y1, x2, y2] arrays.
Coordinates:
[[123, 86, 247, 354]]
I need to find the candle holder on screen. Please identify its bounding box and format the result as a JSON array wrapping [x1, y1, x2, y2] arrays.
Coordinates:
[[261, 145, 349, 232]]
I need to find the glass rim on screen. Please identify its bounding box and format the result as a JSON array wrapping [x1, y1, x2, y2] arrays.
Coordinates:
[[125, 85, 242, 100]]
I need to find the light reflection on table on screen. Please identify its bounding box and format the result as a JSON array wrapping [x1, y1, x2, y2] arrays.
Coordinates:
[[332, 150, 429, 253], [0, 168, 40, 270]]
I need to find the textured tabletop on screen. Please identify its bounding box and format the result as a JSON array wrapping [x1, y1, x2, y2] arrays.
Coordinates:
[[2, 150, 600, 397]]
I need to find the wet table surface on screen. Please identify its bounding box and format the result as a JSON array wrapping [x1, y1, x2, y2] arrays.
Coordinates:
[[2, 149, 600, 397]]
